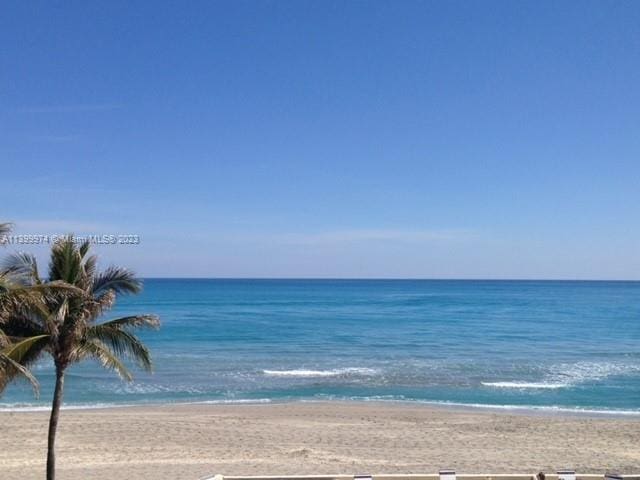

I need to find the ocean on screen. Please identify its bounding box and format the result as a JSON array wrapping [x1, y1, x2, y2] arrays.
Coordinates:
[[2, 279, 640, 414]]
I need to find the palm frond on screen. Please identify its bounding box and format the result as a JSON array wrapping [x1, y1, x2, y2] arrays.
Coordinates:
[[0, 272, 13, 294], [98, 315, 160, 330], [0, 334, 49, 396], [0, 312, 46, 338], [0, 280, 82, 298], [1, 252, 41, 285], [0, 333, 48, 382], [0, 286, 44, 316], [78, 240, 91, 259], [91, 266, 143, 296], [0, 284, 72, 333], [82, 254, 98, 284], [1, 334, 49, 361], [86, 324, 154, 371], [46, 300, 69, 337], [85, 290, 116, 320], [30, 280, 84, 297], [74, 339, 133, 381], [48, 235, 83, 284], [0, 352, 40, 396]]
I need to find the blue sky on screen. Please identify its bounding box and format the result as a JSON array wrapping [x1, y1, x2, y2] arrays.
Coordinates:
[[1, 1, 639, 279]]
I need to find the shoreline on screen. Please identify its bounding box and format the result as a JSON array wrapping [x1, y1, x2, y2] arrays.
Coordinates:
[[3, 398, 640, 419]]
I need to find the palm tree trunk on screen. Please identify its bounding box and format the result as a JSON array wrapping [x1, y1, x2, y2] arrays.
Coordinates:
[[46, 366, 65, 480]]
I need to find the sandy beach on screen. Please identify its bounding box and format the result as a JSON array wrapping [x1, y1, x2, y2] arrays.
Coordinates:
[[1, 402, 639, 480]]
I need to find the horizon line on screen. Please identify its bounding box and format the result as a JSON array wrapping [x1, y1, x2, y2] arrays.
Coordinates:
[[138, 277, 640, 282]]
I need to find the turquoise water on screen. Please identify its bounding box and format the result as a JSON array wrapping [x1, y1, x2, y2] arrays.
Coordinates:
[[2, 279, 640, 414]]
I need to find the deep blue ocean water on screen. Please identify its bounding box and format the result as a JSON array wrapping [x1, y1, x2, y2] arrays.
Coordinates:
[[2, 279, 640, 414]]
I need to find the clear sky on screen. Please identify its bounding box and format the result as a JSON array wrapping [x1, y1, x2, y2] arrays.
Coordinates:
[[1, 1, 639, 279]]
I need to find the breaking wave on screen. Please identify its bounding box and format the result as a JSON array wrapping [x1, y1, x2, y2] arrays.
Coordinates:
[[481, 381, 569, 389], [263, 367, 377, 378]]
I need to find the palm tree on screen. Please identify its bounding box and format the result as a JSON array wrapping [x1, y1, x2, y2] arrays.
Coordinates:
[[1, 236, 159, 480], [0, 223, 76, 394]]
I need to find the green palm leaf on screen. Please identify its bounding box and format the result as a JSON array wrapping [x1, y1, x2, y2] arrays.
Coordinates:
[[91, 266, 143, 296], [87, 322, 155, 371], [74, 339, 133, 381], [97, 315, 160, 330], [1, 334, 49, 361], [0, 335, 49, 395], [0, 352, 40, 395], [48, 235, 83, 284]]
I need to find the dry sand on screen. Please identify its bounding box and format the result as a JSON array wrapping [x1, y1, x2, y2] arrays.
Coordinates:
[[1, 402, 639, 480]]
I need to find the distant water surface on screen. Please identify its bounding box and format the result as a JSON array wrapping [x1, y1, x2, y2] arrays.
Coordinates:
[[2, 279, 640, 414]]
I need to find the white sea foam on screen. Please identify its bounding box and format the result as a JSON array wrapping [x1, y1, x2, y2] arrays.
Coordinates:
[[482, 361, 640, 391], [192, 398, 272, 405], [419, 400, 640, 416], [263, 367, 377, 378], [549, 361, 640, 383], [0, 398, 274, 412], [481, 381, 569, 389], [0, 402, 132, 412]]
